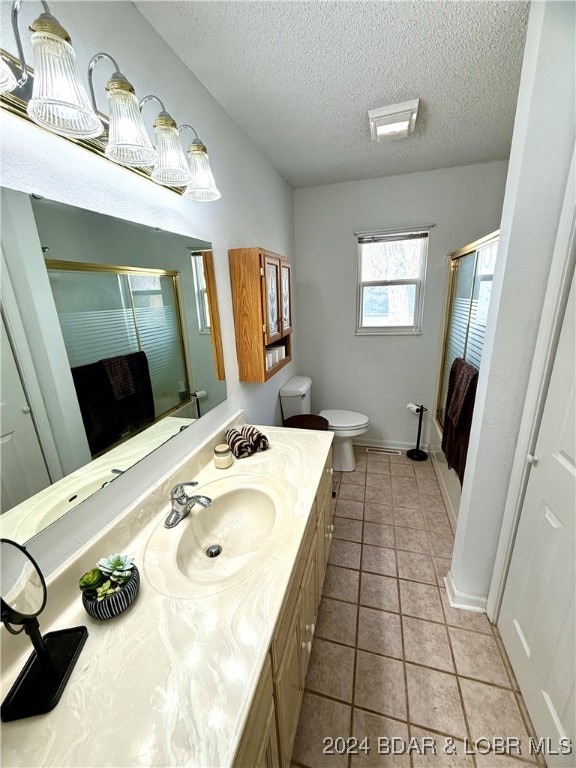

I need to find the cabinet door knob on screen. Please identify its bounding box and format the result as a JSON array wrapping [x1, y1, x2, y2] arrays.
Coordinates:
[[301, 641, 312, 653], [329, 524, 334, 532], [305, 623, 315, 636], [22, 405, 31, 414], [526, 454, 539, 465], [327, 467, 333, 475]]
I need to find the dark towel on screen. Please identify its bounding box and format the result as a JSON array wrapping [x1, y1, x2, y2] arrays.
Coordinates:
[[225, 428, 253, 458], [241, 425, 269, 452], [102, 355, 135, 400], [71, 351, 155, 456], [441, 358, 479, 485]]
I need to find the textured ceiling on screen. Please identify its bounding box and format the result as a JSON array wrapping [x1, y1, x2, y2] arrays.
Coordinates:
[[135, 1, 530, 189]]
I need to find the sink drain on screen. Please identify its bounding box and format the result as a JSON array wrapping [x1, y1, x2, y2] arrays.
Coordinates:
[[206, 544, 222, 558]]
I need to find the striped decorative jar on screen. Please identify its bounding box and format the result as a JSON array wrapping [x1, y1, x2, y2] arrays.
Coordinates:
[[82, 567, 140, 620]]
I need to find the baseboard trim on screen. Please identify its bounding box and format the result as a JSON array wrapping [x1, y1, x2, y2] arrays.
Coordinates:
[[444, 571, 487, 613], [354, 438, 430, 452]]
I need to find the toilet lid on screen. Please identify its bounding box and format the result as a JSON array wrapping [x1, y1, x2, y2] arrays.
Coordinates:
[[319, 409, 369, 429]]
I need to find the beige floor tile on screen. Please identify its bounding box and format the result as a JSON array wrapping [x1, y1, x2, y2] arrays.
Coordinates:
[[355, 651, 407, 720], [459, 679, 533, 749], [433, 557, 452, 585], [333, 517, 363, 543], [366, 459, 390, 475], [410, 727, 474, 767], [336, 499, 364, 520], [341, 468, 367, 485], [449, 627, 510, 686], [400, 580, 444, 622], [390, 462, 415, 478], [392, 475, 419, 493], [439, 590, 492, 634], [355, 457, 367, 471], [363, 522, 395, 548], [390, 453, 412, 464], [364, 502, 394, 524], [360, 573, 400, 613], [366, 473, 392, 489], [362, 545, 397, 577], [339, 484, 366, 502], [315, 597, 358, 646], [395, 526, 431, 554], [393, 489, 422, 509], [365, 486, 393, 505], [493, 629, 521, 691], [403, 616, 454, 672], [406, 664, 467, 739], [323, 565, 360, 603], [397, 551, 437, 585], [306, 638, 355, 702], [351, 709, 410, 767], [419, 493, 447, 512], [357, 607, 403, 659], [293, 692, 351, 768], [394, 506, 426, 528], [424, 509, 453, 533], [333, 471, 343, 482], [428, 531, 455, 559], [329, 539, 362, 570], [415, 474, 442, 495]]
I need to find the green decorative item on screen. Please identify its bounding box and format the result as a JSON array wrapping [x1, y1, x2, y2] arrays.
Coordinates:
[[79, 553, 139, 620]]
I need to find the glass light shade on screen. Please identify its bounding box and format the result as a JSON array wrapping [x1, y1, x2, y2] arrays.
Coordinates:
[[27, 30, 103, 139], [152, 123, 192, 187], [184, 147, 221, 201], [105, 89, 157, 167], [0, 58, 17, 94]]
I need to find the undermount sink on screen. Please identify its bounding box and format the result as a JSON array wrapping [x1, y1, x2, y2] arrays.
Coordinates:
[[143, 474, 294, 598]]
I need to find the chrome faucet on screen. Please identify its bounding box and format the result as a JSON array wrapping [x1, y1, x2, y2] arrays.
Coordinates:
[[164, 482, 212, 528]]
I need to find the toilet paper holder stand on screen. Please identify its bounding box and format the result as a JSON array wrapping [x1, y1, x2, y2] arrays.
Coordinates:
[[406, 403, 428, 462]]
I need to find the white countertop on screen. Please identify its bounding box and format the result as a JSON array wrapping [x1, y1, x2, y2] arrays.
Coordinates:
[[0, 420, 333, 768]]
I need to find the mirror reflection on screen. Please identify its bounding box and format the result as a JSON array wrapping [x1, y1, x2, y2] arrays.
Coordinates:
[[0, 539, 46, 618], [0, 191, 227, 543]]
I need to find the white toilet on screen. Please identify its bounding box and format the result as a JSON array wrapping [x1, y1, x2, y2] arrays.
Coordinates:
[[279, 376, 369, 472]]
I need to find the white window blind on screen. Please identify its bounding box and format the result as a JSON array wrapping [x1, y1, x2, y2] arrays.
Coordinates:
[[47, 266, 189, 419], [355, 226, 432, 335], [437, 236, 498, 424]]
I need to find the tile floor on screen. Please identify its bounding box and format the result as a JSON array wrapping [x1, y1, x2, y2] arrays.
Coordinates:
[[292, 448, 545, 768]]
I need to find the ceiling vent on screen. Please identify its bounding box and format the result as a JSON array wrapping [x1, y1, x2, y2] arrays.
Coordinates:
[[368, 99, 419, 142]]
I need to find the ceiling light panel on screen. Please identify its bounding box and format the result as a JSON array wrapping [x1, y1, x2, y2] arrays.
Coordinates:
[[368, 99, 419, 142]]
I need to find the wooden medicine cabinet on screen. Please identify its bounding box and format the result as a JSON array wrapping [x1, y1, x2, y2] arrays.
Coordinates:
[[229, 248, 292, 382]]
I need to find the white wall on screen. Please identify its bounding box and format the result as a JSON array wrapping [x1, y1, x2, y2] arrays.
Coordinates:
[[293, 162, 508, 448], [449, 0, 575, 609], [0, 1, 294, 573]]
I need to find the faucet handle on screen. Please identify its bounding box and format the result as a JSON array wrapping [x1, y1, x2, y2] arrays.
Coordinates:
[[170, 482, 199, 504]]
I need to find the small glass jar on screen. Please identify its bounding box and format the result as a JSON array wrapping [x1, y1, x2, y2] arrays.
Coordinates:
[[214, 443, 233, 469]]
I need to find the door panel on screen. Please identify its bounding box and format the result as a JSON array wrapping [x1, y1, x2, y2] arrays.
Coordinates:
[[499, 273, 575, 766], [1, 316, 51, 512]]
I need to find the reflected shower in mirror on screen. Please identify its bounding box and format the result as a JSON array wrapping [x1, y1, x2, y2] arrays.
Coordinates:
[[0, 190, 227, 543]]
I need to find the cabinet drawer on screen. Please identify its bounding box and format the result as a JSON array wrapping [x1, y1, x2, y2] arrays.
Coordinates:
[[234, 654, 276, 768]]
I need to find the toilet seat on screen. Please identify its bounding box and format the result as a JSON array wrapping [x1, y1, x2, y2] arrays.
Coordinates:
[[319, 409, 369, 432]]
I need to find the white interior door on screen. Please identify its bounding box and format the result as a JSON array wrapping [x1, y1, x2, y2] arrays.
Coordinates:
[[498, 272, 575, 767], [1, 315, 51, 513]]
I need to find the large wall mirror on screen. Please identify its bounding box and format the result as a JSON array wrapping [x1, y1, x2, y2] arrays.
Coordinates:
[[0, 189, 227, 543]]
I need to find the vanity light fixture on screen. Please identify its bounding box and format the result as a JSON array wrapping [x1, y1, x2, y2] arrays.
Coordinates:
[[2, 0, 221, 199], [87, 53, 157, 168], [368, 99, 420, 142], [140, 95, 193, 187], [0, 57, 17, 94], [179, 125, 221, 202], [11, 0, 103, 138]]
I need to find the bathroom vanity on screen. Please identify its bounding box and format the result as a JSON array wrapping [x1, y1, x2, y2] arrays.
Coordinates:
[[0, 414, 333, 768]]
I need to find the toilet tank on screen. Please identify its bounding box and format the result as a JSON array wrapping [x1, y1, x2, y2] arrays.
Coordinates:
[[280, 376, 312, 419]]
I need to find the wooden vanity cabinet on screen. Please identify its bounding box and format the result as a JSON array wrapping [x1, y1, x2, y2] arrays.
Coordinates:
[[229, 248, 292, 382], [234, 452, 333, 768]]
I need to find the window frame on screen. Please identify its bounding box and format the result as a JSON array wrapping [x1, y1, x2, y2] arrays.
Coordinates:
[[355, 229, 430, 336]]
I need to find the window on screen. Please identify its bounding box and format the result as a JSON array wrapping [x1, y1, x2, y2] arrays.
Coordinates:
[[355, 228, 429, 334], [190, 252, 211, 334]]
